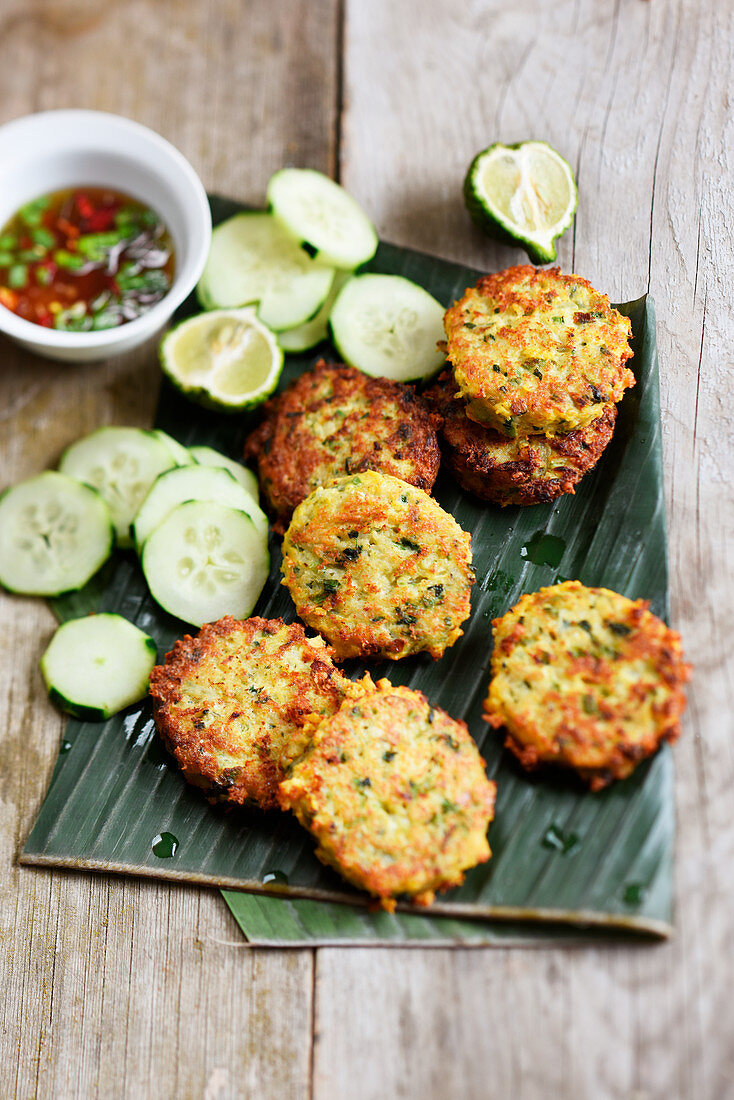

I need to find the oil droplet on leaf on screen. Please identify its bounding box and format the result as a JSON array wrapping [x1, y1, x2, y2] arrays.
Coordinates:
[[152, 832, 178, 858], [623, 882, 644, 906], [481, 568, 515, 594], [542, 823, 579, 854], [262, 870, 288, 886], [520, 531, 566, 568]]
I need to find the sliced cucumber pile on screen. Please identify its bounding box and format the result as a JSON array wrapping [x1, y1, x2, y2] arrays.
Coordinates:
[[59, 427, 174, 548], [329, 273, 446, 382], [40, 614, 157, 721], [0, 472, 114, 596], [141, 500, 270, 627], [194, 171, 379, 354], [197, 212, 335, 331], [188, 445, 260, 501], [3, 416, 271, 647], [132, 464, 267, 552], [267, 168, 378, 271]]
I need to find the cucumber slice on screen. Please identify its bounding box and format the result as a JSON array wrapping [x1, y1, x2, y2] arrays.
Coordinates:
[[277, 271, 349, 354], [188, 445, 260, 501], [153, 430, 195, 468], [329, 274, 446, 382], [0, 472, 113, 596], [59, 427, 175, 548], [160, 309, 283, 413], [40, 613, 157, 721], [132, 464, 267, 552], [267, 168, 378, 271], [141, 500, 270, 627], [197, 211, 335, 331]]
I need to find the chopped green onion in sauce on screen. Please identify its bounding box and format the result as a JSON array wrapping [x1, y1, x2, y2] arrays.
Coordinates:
[[0, 187, 174, 331]]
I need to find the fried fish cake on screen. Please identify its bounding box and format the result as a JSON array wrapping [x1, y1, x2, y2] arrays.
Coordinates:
[[244, 361, 441, 532], [279, 678, 497, 909], [281, 470, 474, 660], [425, 370, 617, 505], [149, 616, 352, 809], [443, 265, 634, 436], [483, 581, 690, 790]]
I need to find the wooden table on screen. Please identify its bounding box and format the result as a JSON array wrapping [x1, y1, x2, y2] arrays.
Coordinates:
[[1, 2, 731, 1096]]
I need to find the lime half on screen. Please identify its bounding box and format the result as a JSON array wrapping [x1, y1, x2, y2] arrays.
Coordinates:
[[160, 309, 283, 413], [464, 141, 577, 264]]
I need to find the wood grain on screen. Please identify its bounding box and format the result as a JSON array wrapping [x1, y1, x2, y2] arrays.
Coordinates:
[[1, 0, 732, 1097], [0, 1, 339, 1097]]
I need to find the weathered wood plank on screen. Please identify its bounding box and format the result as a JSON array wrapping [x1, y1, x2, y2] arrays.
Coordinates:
[[1, 0, 732, 1096], [0, 1, 340, 1096], [313, 1, 734, 1097]]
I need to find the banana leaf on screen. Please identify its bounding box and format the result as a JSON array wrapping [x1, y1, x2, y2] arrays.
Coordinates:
[[21, 196, 673, 945]]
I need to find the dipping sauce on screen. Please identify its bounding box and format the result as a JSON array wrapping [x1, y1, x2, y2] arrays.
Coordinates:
[[0, 187, 175, 331]]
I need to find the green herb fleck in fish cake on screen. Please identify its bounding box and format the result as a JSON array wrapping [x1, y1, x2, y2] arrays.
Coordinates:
[[425, 369, 617, 505], [149, 616, 352, 809], [484, 582, 690, 789], [279, 678, 497, 909], [281, 470, 474, 660], [245, 361, 440, 532], [443, 265, 634, 437]]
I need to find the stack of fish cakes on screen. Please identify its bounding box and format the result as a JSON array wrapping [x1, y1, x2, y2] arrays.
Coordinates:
[[427, 264, 635, 506]]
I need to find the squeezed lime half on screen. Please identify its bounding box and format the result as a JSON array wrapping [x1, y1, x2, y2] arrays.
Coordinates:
[[464, 141, 578, 264], [160, 308, 283, 413]]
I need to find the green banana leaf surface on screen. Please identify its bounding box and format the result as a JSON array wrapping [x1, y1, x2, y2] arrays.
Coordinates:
[[21, 196, 674, 945]]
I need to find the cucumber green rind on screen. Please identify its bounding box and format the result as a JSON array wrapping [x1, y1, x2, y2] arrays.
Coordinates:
[[463, 141, 578, 265], [45, 646, 154, 720], [196, 280, 217, 312], [45, 687, 108, 723]]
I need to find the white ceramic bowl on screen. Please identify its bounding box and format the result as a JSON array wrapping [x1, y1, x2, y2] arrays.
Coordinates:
[[0, 110, 211, 362]]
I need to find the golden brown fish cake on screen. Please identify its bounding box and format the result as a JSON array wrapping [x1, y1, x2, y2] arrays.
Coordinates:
[[425, 370, 617, 505], [149, 616, 352, 810], [281, 470, 474, 661], [244, 360, 441, 532], [443, 265, 634, 437], [483, 581, 690, 790], [279, 678, 497, 909]]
